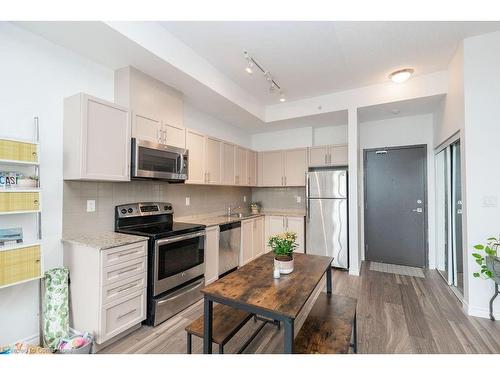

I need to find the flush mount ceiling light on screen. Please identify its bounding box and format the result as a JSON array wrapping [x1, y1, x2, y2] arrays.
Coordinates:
[[389, 68, 414, 83], [243, 51, 286, 103]]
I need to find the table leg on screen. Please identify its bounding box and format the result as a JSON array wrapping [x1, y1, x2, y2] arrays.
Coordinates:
[[326, 266, 333, 294], [490, 282, 499, 321], [203, 297, 213, 354], [283, 317, 294, 354]]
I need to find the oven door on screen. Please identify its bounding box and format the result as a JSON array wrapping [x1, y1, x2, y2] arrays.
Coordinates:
[[132, 138, 188, 181], [153, 230, 205, 296]]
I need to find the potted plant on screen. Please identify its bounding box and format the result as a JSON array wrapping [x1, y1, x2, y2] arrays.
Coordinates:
[[268, 231, 298, 274], [250, 201, 261, 214], [472, 236, 500, 280]]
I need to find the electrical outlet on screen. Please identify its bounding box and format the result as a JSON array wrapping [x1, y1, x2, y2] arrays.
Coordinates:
[[296, 196, 301, 203], [86, 199, 96, 212], [185, 196, 190, 206], [243, 196, 247, 203]]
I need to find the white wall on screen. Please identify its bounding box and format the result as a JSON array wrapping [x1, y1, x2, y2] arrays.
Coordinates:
[[434, 44, 464, 148], [251, 125, 347, 151], [0, 22, 114, 344], [313, 125, 348, 146], [462, 31, 500, 318], [358, 114, 436, 267], [184, 103, 252, 148]]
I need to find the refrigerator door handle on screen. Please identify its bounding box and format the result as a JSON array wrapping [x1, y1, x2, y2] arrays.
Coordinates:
[[305, 173, 310, 221]]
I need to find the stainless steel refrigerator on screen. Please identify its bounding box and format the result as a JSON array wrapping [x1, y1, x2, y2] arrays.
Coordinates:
[[306, 168, 348, 269]]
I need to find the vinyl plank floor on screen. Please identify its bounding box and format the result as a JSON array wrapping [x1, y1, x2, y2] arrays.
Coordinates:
[[100, 261, 500, 354]]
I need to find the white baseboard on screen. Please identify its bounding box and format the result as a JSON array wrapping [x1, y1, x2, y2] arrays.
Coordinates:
[[467, 303, 500, 319], [349, 267, 360, 276]]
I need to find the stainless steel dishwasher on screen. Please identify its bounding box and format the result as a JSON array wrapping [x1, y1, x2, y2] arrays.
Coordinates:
[[219, 221, 241, 276]]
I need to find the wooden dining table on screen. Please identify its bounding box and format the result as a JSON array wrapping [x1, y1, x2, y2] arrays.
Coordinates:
[[201, 252, 334, 354]]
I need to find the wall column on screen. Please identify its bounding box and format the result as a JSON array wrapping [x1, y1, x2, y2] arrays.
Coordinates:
[[348, 107, 360, 275]]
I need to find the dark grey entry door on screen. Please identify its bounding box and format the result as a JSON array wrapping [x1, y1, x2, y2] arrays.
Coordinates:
[[364, 145, 427, 267]]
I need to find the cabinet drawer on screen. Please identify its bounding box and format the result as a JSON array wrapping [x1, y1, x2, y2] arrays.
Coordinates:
[[99, 290, 146, 344], [0, 245, 41, 287], [0, 140, 38, 162], [101, 242, 147, 268], [102, 274, 146, 305], [101, 257, 146, 286], [0, 192, 40, 212]]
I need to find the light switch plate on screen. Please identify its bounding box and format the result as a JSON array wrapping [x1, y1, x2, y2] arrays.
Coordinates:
[[483, 195, 498, 207], [86, 199, 96, 212], [185, 196, 190, 206], [296, 196, 301, 203]]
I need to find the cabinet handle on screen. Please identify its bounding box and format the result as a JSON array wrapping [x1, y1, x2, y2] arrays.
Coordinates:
[[117, 250, 140, 258], [117, 308, 137, 320], [116, 266, 139, 275]]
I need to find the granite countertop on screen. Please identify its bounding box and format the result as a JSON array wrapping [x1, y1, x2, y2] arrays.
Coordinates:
[[178, 209, 306, 228], [62, 232, 148, 250]]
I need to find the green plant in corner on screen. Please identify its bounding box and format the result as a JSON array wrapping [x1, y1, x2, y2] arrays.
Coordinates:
[[472, 236, 499, 279]]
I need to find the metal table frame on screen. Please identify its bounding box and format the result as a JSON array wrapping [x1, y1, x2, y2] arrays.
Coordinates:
[[203, 264, 333, 354]]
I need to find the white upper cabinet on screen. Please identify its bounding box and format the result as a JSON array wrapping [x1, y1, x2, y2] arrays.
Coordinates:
[[132, 113, 162, 144], [260, 150, 284, 187], [221, 142, 235, 185], [284, 148, 307, 186], [308, 146, 330, 167], [308, 144, 348, 167], [64, 93, 131, 181], [115, 66, 184, 146], [185, 129, 205, 184], [234, 146, 247, 186], [205, 136, 222, 185], [259, 148, 307, 187], [330, 145, 348, 166], [247, 150, 257, 186], [164, 123, 186, 149]]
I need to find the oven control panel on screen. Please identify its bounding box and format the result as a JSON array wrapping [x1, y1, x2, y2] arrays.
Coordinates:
[[116, 202, 174, 218]]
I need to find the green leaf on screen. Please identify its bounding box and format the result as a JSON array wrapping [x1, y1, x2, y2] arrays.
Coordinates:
[[474, 244, 485, 250], [472, 253, 482, 258], [487, 237, 497, 241], [485, 270, 493, 278], [473, 272, 480, 277], [486, 248, 496, 256]]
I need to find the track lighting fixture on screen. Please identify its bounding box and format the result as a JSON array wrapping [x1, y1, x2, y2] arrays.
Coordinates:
[[243, 51, 286, 103]]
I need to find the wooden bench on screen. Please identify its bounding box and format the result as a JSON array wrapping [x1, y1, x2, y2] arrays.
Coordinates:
[[185, 304, 253, 354], [294, 293, 357, 354]]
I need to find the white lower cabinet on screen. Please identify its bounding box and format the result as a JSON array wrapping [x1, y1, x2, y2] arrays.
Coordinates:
[[63, 240, 148, 348], [240, 219, 254, 266], [204, 226, 219, 284], [265, 215, 305, 253]]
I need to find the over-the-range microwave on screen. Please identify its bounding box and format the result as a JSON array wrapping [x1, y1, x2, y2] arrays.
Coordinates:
[[131, 138, 188, 182]]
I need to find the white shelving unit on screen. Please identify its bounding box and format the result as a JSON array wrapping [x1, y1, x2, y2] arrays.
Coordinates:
[[0, 117, 43, 290]]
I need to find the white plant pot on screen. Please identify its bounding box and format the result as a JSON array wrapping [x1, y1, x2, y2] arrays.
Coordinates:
[[274, 257, 294, 274]]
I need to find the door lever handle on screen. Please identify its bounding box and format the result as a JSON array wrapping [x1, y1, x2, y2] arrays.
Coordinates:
[[412, 208, 423, 213]]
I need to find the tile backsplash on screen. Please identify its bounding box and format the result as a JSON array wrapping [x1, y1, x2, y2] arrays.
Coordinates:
[[251, 187, 306, 211], [63, 181, 251, 237]]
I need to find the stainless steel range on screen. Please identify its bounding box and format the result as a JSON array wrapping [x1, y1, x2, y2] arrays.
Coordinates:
[[115, 202, 205, 326]]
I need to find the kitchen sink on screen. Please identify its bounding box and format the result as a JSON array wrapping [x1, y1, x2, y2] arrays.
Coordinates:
[[219, 212, 254, 219]]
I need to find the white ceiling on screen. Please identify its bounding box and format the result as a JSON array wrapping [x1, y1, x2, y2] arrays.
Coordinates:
[[358, 94, 444, 123], [160, 21, 500, 105]]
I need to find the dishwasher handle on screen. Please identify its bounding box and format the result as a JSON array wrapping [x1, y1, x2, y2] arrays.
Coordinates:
[[220, 221, 241, 232]]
